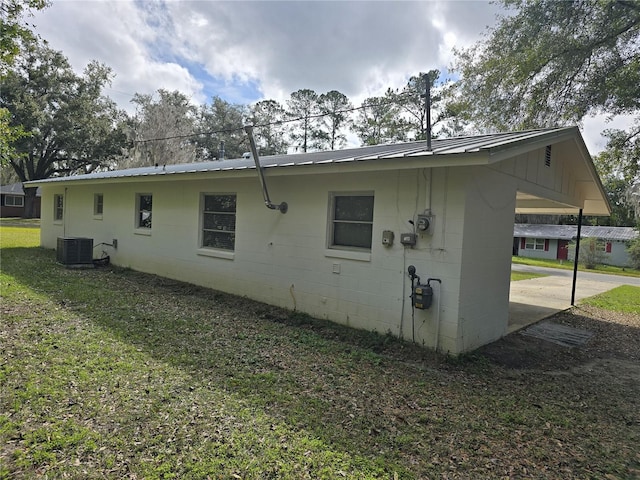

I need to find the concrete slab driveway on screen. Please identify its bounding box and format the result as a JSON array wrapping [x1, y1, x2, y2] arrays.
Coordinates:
[[508, 264, 639, 333]]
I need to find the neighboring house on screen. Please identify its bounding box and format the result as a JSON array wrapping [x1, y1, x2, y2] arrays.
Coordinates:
[[0, 183, 41, 218], [27, 127, 610, 355], [514, 224, 638, 267]]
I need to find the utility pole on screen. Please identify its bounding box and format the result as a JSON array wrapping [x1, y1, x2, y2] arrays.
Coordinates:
[[422, 72, 432, 151]]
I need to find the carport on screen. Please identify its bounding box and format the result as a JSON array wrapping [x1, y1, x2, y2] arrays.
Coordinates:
[[502, 125, 612, 334], [508, 269, 621, 333]]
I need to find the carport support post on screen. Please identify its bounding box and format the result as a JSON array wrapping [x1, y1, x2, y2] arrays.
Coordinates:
[[571, 208, 583, 306]]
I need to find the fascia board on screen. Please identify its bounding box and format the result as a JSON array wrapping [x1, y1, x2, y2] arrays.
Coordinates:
[[571, 135, 612, 215]]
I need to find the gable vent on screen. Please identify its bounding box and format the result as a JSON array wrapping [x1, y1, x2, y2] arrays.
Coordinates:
[[545, 145, 552, 167]]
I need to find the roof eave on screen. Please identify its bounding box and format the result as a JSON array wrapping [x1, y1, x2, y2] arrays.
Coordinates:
[[25, 151, 491, 187]]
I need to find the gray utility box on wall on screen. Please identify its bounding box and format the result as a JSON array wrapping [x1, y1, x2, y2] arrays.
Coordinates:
[[57, 237, 93, 266]]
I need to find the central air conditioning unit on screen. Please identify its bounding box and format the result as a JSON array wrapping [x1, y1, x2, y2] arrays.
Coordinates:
[[57, 237, 93, 266]]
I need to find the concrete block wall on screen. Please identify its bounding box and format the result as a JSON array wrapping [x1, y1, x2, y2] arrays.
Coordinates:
[[457, 167, 517, 352], [38, 166, 470, 353]]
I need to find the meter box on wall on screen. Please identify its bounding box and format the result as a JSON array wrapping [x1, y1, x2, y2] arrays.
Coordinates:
[[400, 233, 417, 246]]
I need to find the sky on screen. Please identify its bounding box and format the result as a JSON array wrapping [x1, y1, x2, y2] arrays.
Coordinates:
[[29, 0, 629, 154]]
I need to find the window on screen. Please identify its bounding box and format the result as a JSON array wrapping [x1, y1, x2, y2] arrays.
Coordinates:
[[329, 193, 374, 250], [94, 194, 104, 216], [136, 194, 152, 229], [525, 238, 545, 250], [4, 195, 24, 207], [202, 194, 236, 251], [54, 194, 64, 221]]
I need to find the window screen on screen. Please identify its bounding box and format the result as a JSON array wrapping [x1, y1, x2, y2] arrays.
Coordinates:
[[202, 194, 236, 251], [330, 194, 374, 249], [137, 194, 152, 228], [54, 194, 64, 221]]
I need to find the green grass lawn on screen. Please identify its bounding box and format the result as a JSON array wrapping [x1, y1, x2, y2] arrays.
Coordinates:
[[581, 285, 640, 314], [0, 218, 41, 229], [0, 225, 40, 247], [510, 271, 547, 282], [2, 226, 639, 479], [512, 255, 640, 278]]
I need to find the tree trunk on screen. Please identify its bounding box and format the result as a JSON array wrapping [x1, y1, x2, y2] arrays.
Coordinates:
[[22, 187, 39, 219]]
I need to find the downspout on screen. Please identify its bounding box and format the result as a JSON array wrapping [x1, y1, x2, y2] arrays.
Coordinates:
[[63, 187, 68, 238], [571, 209, 583, 306], [244, 125, 288, 214]]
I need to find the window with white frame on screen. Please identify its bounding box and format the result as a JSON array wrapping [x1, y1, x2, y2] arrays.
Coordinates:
[[53, 194, 64, 221], [4, 195, 24, 207], [94, 193, 104, 216], [201, 194, 236, 251], [329, 193, 374, 250], [136, 194, 152, 229], [525, 237, 545, 250]]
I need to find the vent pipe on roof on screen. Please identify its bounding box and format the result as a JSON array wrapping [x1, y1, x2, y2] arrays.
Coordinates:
[[244, 125, 288, 214], [218, 141, 225, 160]]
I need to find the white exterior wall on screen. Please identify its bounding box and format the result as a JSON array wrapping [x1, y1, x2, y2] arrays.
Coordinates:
[[566, 239, 633, 267], [456, 167, 517, 352], [604, 240, 631, 267], [38, 167, 474, 353]]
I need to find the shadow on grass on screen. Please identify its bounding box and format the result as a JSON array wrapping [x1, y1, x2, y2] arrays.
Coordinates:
[[1, 246, 438, 358], [1, 246, 445, 470], [3, 245, 640, 477], [4, 245, 638, 377]]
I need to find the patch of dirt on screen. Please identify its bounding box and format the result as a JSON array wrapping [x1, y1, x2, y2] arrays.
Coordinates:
[[572, 358, 640, 383], [477, 305, 640, 372]]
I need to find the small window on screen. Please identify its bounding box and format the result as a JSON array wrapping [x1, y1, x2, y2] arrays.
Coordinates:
[[94, 194, 104, 215], [4, 195, 24, 207], [596, 240, 611, 253], [202, 194, 236, 251], [525, 238, 545, 251], [53, 194, 64, 221], [329, 193, 374, 250], [136, 194, 152, 229]]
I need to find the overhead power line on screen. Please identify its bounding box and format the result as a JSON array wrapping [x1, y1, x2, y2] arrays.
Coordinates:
[[133, 90, 420, 145]]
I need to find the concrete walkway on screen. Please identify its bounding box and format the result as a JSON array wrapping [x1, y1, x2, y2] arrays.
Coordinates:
[[508, 268, 633, 333]]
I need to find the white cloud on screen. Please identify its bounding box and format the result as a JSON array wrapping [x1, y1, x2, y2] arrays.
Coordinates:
[[581, 113, 637, 156], [28, 0, 624, 153], [32, 1, 205, 112]]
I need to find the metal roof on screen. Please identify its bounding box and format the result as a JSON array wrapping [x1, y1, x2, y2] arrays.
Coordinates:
[[514, 224, 638, 241], [0, 182, 41, 196], [26, 127, 574, 185], [513, 224, 577, 240], [582, 226, 638, 241]]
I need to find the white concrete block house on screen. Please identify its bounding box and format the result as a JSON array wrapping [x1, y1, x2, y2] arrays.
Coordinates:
[[28, 127, 610, 354]]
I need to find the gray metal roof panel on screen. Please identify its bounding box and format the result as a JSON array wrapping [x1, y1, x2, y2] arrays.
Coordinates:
[[513, 224, 577, 240], [0, 182, 41, 195], [25, 127, 574, 185], [582, 226, 638, 241], [514, 224, 638, 241]]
